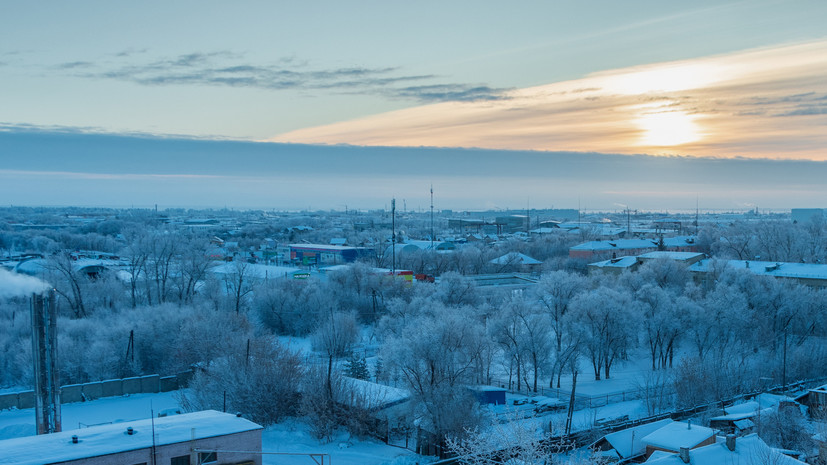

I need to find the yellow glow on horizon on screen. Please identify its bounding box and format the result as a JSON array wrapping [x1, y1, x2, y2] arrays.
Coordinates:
[[636, 109, 701, 147]]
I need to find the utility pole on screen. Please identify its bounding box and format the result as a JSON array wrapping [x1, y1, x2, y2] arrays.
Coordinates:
[[430, 185, 434, 250], [391, 198, 396, 276]]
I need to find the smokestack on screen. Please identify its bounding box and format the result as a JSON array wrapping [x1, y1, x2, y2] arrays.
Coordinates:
[[679, 447, 690, 463], [726, 434, 736, 451], [32, 290, 61, 435]]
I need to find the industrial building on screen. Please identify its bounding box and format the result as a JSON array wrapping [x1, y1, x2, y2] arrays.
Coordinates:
[[289, 244, 370, 266]]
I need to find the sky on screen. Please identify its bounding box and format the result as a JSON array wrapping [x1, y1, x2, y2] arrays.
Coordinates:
[[1, 1, 826, 209]]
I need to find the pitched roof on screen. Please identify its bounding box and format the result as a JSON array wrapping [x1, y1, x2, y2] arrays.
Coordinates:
[[645, 434, 804, 465], [641, 421, 714, 451]]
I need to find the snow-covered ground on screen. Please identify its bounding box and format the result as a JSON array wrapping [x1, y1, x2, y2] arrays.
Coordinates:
[[0, 391, 419, 465]]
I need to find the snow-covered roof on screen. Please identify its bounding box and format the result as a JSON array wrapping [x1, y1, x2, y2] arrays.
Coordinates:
[[0, 410, 262, 465], [588, 256, 638, 269], [405, 240, 455, 251], [210, 262, 302, 279], [690, 259, 827, 281], [571, 239, 657, 251], [637, 251, 704, 261], [602, 419, 673, 458], [641, 421, 714, 451], [645, 434, 803, 465], [340, 378, 410, 410], [723, 401, 761, 416], [489, 252, 541, 266]]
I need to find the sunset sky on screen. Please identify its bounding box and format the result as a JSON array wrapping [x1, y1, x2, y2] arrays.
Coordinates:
[[1, 1, 826, 209]]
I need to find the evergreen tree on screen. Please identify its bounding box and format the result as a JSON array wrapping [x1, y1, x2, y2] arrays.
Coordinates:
[[345, 351, 370, 380]]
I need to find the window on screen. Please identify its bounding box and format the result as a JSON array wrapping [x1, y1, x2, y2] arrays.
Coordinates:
[[170, 456, 189, 465], [199, 452, 218, 464]]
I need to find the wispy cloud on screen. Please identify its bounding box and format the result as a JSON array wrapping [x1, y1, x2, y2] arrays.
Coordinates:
[[59, 51, 509, 103], [270, 40, 827, 161]]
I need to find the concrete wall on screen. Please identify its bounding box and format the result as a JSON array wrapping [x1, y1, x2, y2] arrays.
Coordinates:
[[0, 392, 19, 410], [0, 370, 191, 411]]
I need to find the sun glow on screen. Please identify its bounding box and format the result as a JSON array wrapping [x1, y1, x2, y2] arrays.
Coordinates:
[[636, 109, 701, 147]]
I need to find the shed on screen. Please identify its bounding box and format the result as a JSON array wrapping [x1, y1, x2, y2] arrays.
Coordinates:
[[468, 385, 507, 405]]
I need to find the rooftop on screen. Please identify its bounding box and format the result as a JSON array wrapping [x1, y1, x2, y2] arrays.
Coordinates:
[[0, 410, 262, 465], [641, 421, 714, 451]]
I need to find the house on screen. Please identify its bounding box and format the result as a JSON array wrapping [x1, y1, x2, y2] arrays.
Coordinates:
[[570, 237, 697, 260], [587, 251, 704, 275], [690, 259, 827, 287], [640, 421, 715, 458], [210, 262, 309, 282], [591, 419, 674, 461], [795, 384, 827, 416], [0, 410, 263, 465], [645, 433, 804, 464], [289, 244, 369, 265], [489, 252, 542, 268]]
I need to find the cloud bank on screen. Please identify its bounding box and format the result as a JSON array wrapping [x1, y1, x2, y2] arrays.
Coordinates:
[[1, 131, 826, 211]]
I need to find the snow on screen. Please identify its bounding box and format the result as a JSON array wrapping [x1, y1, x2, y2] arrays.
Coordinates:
[[0, 391, 181, 440], [601, 419, 673, 458], [588, 256, 638, 269], [640, 421, 714, 451], [261, 420, 419, 465], [341, 377, 410, 410], [210, 262, 302, 280], [0, 391, 420, 465], [690, 258, 827, 280], [645, 434, 804, 464], [489, 253, 542, 266], [0, 410, 261, 465]]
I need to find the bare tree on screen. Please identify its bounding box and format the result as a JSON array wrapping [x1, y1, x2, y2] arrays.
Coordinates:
[[311, 310, 359, 396]]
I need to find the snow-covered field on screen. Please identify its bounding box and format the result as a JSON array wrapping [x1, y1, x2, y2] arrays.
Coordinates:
[[0, 391, 419, 465]]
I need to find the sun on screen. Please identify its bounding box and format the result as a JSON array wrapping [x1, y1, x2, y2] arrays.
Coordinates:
[[636, 110, 701, 147]]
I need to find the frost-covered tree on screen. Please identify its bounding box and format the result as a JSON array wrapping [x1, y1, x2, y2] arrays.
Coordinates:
[[568, 287, 638, 380], [381, 304, 486, 445], [311, 310, 359, 396]]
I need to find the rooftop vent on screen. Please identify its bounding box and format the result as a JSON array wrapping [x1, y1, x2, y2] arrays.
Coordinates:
[[71, 435, 78, 444], [127, 426, 134, 435]]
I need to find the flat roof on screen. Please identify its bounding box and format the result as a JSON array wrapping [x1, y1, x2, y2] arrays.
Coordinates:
[[690, 259, 827, 280], [1, 410, 262, 465]]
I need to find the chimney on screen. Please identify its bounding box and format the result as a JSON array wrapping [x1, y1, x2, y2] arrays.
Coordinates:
[[679, 447, 690, 463], [726, 434, 736, 451], [32, 290, 61, 435], [687, 419, 691, 429]]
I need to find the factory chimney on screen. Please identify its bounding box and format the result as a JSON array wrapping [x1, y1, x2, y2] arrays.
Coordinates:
[[32, 290, 61, 434]]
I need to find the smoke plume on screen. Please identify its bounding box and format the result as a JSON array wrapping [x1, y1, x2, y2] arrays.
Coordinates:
[[0, 268, 51, 298]]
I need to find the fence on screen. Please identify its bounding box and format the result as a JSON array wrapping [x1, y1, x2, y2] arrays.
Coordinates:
[[496, 381, 657, 410], [0, 370, 193, 411]]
